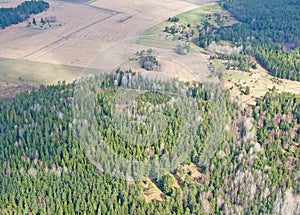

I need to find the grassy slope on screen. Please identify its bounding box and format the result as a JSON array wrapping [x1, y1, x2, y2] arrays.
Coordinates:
[[222, 63, 300, 106], [0, 58, 82, 84], [137, 4, 220, 51]]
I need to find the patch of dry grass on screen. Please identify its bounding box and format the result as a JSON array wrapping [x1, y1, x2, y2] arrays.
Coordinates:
[[0, 81, 38, 99], [222, 62, 300, 106], [141, 179, 164, 203], [176, 163, 208, 184]]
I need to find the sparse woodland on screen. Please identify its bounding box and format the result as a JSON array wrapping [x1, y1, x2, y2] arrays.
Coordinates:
[[197, 0, 300, 80], [0, 71, 299, 214]]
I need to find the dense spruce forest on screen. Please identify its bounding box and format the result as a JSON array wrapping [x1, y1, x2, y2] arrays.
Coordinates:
[[0, 0, 49, 29], [198, 0, 300, 80], [0, 71, 299, 214]]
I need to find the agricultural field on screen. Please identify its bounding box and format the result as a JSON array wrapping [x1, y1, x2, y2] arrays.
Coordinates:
[[86, 43, 213, 83], [0, 58, 82, 84], [0, 1, 213, 67], [0, 0, 24, 7], [0, 0, 217, 86], [0, 1, 113, 66]]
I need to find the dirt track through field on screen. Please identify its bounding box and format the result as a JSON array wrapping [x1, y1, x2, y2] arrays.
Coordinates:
[[23, 13, 119, 59]]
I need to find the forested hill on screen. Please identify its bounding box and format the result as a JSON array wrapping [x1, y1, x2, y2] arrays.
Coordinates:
[[199, 0, 300, 81], [0, 72, 299, 214], [0, 0, 49, 29]]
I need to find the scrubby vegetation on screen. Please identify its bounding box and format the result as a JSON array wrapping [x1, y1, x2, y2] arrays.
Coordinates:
[[136, 49, 159, 71], [0, 70, 299, 214], [175, 42, 190, 55], [0, 0, 49, 29], [27, 16, 60, 29], [164, 23, 194, 42]]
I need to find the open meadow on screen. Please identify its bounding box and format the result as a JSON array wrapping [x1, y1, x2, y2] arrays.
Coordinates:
[[0, 58, 83, 84], [222, 62, 300, 106]]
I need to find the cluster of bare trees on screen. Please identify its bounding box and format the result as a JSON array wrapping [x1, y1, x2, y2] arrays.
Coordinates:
[[136, 49, 159, 71]]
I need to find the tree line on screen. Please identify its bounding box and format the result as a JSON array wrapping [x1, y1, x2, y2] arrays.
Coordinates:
[[0, 0, 49, 29]]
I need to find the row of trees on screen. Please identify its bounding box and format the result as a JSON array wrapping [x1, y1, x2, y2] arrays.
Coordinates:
[[0, 0, 49, 29]]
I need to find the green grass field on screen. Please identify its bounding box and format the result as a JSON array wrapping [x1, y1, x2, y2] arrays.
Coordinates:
[[175, 4, 220, 24], [136, 4, 220, 49], [0, 58, 83, 84], [209, 59, 224, 71]]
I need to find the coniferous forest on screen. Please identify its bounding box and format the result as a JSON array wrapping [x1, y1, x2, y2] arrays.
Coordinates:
[[198, 0, 300, 81], [0, 71, 299, 214], [0, 0, 49, 29], [0, 0, 299, 214]]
